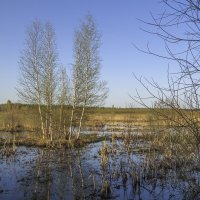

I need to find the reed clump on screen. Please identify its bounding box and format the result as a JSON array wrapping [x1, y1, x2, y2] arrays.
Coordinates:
[[0, 141, 16, 158], [99, 140, 109, 169], [100, 180, 111, 199]]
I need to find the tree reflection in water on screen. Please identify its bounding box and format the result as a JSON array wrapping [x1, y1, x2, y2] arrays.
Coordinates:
[[0, 140, 200, 199]]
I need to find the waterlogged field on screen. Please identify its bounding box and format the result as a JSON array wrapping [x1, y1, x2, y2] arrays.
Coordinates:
[[0, 130, 200, 200]]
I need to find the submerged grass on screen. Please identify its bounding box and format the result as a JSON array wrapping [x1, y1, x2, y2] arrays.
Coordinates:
[[0, 132, 108, 149]]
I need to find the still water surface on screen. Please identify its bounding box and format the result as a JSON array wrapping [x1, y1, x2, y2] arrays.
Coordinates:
[[0, 132, 200, 199]]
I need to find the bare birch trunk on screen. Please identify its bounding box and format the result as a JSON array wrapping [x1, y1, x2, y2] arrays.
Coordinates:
[[59, 104, 63, 133], [49, 106, 53, 142], [38, 104, 45, 139], [69, 104, 75, 141], [77, 105, 85, 139]]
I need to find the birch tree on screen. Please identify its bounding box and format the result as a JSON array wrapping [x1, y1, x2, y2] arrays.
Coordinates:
[[68, 30, 85, 141], [41, 22, 58, 141], [17, 20, 46, 138], [17, 20, 59, 141], [70, 15, 108, 140]]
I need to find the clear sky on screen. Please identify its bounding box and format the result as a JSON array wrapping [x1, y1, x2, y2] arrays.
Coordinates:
[[0, 0, 172, 107]]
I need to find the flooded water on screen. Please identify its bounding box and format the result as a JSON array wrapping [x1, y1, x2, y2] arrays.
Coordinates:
[[0, 133, 200, 199]]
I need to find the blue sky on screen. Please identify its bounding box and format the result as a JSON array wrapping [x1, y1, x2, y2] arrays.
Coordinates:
[[0, 0, 173, 107]]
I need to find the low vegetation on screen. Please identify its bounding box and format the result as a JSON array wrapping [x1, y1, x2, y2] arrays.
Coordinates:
[[1, 102, 200, 199], [0, 102, 153, 132]]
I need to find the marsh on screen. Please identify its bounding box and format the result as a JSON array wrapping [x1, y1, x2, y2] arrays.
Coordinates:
[[0, 130, 200, 200]]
